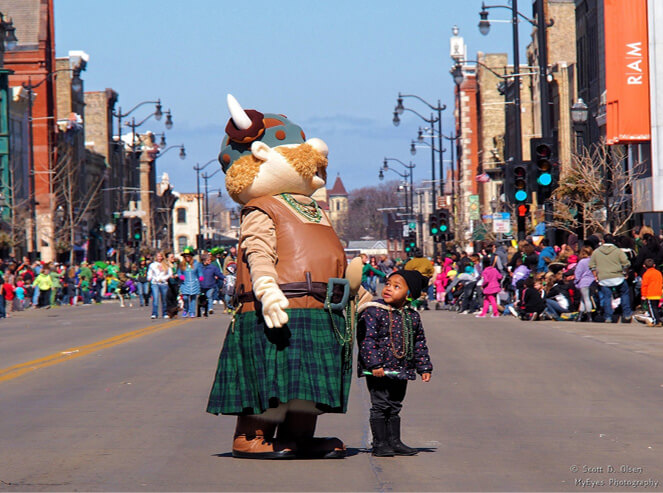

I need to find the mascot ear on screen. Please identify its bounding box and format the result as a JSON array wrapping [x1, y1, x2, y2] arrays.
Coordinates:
[[251, 141, 270, 162]]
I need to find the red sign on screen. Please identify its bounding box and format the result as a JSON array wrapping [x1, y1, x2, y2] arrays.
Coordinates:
[[604, 0, 651, 143]]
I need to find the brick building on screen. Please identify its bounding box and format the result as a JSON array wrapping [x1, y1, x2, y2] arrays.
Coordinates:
[[1, 0, 57, 260]]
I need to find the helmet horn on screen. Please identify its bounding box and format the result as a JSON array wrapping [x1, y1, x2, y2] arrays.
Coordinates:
[[227, 94, 252, 130]]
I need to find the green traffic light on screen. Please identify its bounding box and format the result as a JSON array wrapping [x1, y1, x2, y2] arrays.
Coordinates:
[[537, 173, 552, 186], [431, 227, 439, 235], [440, 224, 448, 232], [134, 233, 141, 240], [405, 246, 411, 252], [515, 190, 528, 202]]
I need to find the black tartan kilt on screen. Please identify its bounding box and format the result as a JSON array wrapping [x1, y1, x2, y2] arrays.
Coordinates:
[[206, 308, 352, 416]]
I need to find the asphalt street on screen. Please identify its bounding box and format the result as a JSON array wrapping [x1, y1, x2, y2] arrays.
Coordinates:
[[2, 302, 663, 491]]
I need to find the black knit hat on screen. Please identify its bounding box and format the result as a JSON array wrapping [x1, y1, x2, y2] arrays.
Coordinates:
[[389, 269, 427, 299]]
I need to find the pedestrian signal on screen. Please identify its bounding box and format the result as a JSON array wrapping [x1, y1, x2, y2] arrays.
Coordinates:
[[517, 204, 530, 217]]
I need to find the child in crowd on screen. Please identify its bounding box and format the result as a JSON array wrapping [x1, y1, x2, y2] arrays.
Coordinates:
[[519, 277, 547, 321], [2, 277, 15, 314], [476, 256, 502, 318], [640, 258, 663, 326], [14, 281, 25, 311], [357, 269, 433, 457]]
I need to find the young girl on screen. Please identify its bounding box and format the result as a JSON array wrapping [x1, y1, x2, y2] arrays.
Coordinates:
[[476, 256, 502, 318], [357, 269, 433, 457]]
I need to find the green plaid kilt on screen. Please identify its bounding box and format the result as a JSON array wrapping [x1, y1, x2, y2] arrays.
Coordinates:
[[206, 308, 352, 416]]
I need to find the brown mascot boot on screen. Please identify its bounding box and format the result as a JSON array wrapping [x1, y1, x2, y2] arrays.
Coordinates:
[[278, 412, 346, 459], [232, 416, 296, 459]]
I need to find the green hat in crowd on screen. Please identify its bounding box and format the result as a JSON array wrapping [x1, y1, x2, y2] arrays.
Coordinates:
[[182, 246, 195, 255]]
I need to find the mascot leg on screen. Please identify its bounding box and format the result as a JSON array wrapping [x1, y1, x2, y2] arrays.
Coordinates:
[[232, 410, 297, 459], [276, 401, 346, 459]]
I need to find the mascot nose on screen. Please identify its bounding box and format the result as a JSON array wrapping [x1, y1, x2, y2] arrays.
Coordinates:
[[306, 138, 328, 158]]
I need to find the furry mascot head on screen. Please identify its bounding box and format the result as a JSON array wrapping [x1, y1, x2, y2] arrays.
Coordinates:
[[220, 94, 329, 205]]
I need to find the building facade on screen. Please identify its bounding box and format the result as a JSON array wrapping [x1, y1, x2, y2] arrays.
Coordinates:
[[2, 0, 57, 260]]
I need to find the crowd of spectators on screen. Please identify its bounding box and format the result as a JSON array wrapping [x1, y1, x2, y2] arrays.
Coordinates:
[[358, 226, 663, 326], [0, 247, 239, 320]]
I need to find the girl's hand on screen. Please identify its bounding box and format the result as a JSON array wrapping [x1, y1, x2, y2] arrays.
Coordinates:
[[421, 373, 431, 382], [372, 368, 385, 378]]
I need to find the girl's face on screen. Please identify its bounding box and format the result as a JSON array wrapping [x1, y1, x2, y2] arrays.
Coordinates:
[[382, 274, 409, 307], [534, 281, 543, 290], [156, 253, 164, 262]]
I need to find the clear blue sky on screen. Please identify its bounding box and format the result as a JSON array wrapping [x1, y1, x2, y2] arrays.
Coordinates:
[[54, 0, 529, 195]]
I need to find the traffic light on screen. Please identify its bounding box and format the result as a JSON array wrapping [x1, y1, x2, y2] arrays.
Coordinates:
[[513, 161, 530, 203], [132, 219, 143, 244], [404, 232, 417, 254], [438, 209, 450, 236], [429, 213, 440, 237], [530, 137, 557, 201]]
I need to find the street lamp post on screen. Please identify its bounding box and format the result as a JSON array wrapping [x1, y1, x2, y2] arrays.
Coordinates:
[[394, 94, 447, 211], [193, 158, 218, 253], [111, 99, 166, 265], [201, 168, 222, 247], [396, 94, 446, 200], [379, 165, 411, 216], [384, 157, 415, 219]]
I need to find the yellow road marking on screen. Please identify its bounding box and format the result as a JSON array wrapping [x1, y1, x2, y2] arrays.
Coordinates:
[[0, 319, 189, 384]]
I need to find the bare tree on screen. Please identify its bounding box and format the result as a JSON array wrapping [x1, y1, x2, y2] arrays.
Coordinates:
[[53, 141, 105, 263], [344, 181, 402, 241], [549, 140, 644, 237]]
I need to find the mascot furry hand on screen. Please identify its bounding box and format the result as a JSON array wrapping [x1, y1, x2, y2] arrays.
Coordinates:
[[207, 95, 352, 459]]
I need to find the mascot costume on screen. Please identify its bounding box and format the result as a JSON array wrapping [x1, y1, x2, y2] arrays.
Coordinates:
[[207, 95, 363, 459]]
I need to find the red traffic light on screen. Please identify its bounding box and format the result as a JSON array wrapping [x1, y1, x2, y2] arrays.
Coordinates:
[[517, 204, 529, 217]]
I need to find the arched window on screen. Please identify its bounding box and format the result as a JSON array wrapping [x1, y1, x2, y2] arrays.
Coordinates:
[[176, 208, 187, 224]]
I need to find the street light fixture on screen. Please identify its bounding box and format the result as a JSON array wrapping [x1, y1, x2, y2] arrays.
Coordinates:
[[479, 5, 491, 35], [571, 98, 589, 125], [164, 110, 173, 130], [392, 111, 400, 126]]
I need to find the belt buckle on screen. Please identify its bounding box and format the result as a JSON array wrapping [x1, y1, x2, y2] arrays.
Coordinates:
[[325, 278, 350, 311]]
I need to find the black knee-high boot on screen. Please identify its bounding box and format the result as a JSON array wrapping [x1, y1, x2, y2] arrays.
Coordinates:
[[369, 418, 394, 457], [387, 416, 418, 456]]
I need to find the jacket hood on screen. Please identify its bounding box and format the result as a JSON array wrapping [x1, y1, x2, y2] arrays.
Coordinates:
[[598, 243, 619, 254]]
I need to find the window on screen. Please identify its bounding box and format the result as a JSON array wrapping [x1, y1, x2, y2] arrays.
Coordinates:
[[177, 236, 188, 253], [176, 208, 187, 224]]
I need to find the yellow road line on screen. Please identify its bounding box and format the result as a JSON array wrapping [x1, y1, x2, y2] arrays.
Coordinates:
[[0, 319, 189, 384]]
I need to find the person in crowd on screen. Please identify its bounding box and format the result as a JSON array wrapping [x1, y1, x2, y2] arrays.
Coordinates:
[[574, 246, 596, 322], [135, 258, 151, 307], [222, 246, 237, 276], [178, 247, 203, 318], [361, 254, 385, 296], [357, 269, 432, 457], [633, 233, 662, 275], [537, 238, 557, 273], [519, 277, 547, 321], [404, 249, 434, 310], [14, 281, 26, 311], [639, 258, 663, 327], [589, 234, 633, 323], [543, 266, 572, 320], [200, 252, 223, 315], [476, 256, 502, 318], [33, 265, 53, 309], [0, 271, 5, 319], [222, 261, 236, 313], [2, 275, 15, 315], [147, 251, 172, 319]]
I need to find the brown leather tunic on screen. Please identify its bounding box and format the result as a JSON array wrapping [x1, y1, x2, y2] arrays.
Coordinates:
[[236, 195, 346, 313]]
